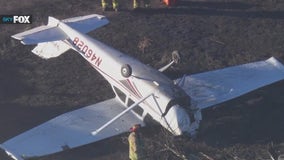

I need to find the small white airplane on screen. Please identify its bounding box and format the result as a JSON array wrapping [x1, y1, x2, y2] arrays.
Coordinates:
[[1, 14, 284, 160]]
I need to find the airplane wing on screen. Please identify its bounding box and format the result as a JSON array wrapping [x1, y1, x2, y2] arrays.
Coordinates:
[[175, 57, 284, 109], [0, 98, 143, 160]]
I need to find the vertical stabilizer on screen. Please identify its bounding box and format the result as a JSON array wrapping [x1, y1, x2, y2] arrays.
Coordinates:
[[47, 16, 60, 27]]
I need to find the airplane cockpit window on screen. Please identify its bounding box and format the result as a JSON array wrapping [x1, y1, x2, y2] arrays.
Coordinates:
[[113, 86, 126, 102], [127, 98, 135, 107], [128, 98, 143, 116]]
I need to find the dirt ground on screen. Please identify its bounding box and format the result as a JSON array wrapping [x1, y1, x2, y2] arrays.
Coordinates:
[[1, 0, 284, 159]]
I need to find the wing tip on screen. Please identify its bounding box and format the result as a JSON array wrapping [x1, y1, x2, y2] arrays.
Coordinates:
[[11, 34, 23, 41], [266, 56, 284, 70], [0, 144, 23, 160]]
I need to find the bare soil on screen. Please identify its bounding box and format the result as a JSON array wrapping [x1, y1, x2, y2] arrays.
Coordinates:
[[1, 0, 284, 159]]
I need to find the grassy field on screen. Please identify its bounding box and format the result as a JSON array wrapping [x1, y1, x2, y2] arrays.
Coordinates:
[[1, 0, 284, 159]]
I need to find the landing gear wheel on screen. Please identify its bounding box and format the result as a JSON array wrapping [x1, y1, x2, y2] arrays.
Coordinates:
[[121, 64, 132, 78], [172, 50, 181, 64]]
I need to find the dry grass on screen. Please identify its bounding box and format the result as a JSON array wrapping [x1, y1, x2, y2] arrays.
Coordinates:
[[1, 0, 284, 160]]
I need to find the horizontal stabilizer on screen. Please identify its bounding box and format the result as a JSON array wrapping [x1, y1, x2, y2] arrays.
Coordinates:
[[12, 17, 67, 45], [0, 98, 143, 160], [62, 14, 109, 34], [11, 14, 109, 45], [32, 40, 71, 59], [176, 57, 284, 109]]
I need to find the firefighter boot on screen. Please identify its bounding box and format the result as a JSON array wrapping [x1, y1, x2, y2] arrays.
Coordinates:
[[112, 0, 119, 11]]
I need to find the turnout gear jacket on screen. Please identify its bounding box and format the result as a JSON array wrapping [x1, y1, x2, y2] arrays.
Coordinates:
[[128, 132, 144, 160]]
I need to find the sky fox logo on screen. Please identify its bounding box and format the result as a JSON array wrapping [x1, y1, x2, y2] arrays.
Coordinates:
[[1, 15, 32, 24]]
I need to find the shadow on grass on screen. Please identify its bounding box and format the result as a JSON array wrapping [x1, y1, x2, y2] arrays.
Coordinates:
[[198, 80, 284, 147], [0, 60, 34, 102]]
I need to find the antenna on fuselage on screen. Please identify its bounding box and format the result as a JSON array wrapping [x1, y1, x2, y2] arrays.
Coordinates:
[[153, 81, 159, 86]]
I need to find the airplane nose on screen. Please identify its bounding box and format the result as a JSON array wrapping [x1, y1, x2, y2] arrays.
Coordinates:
[[176, 107, 192, 135], [161, 104, 201, 136], [162, 105, 191, 136]]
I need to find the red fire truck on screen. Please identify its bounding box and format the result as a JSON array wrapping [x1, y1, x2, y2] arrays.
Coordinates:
[[162, 0, 178, 6]]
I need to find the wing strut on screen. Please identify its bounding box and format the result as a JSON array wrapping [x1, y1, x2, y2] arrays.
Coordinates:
[[151, 94, 175, 134], [91, 93, 154, 135]]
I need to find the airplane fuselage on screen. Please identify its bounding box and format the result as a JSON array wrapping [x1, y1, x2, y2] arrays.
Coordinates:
[[60, 21, 201, 135]]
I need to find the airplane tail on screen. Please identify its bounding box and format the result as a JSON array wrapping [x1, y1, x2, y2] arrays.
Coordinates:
[[11, 14, 109, 59]]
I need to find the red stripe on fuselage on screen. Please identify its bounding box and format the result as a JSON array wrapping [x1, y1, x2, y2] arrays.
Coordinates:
[[90, 64, 142, 100], [126, 79, 142, 98]]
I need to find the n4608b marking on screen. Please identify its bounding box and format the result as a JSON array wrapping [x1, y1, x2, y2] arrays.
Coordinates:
[[73, 37, 102, 67]]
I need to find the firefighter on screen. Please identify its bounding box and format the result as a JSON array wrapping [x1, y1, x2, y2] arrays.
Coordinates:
[[101, 0, 119, 11], [128, 124, 144, 160], [133, 0, 150, 9]]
